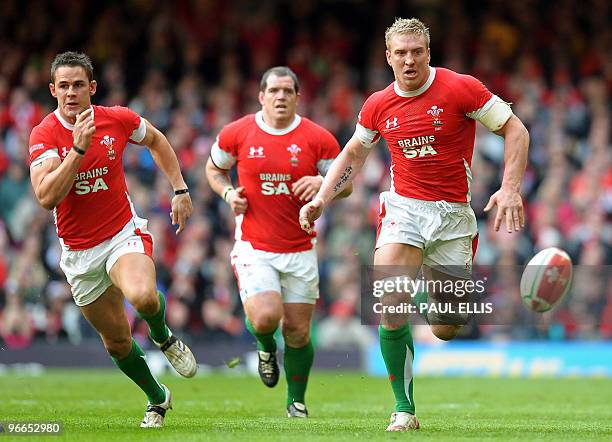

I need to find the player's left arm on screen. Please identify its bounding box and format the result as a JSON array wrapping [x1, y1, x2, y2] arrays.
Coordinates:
[[139, 118, 192, 234], [293, 129, 353, 202], [463, 75, 530, 233], [292, 175, 352, 202], [483, 113, 530, 233], [299, 136, 371, 234]]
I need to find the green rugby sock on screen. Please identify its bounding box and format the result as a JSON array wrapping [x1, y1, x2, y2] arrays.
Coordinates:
[[140, 291, 170, 344], [284, 341, 314, 406], [112, 339, 165, 404], [245, 317, 277, 353], [379, 324, 415, 414]]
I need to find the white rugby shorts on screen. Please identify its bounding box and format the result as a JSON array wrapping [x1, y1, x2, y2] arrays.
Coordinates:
[[376, 191, 478, 278], [230, 240, 319, 304], [59, 216, 153, 306]]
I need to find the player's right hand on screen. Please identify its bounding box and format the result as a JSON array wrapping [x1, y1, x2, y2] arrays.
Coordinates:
[[73, 108, 96, 152], [227, 186, 248, 215], [171, 192, 193, 235], [299, 198, 325, 235]]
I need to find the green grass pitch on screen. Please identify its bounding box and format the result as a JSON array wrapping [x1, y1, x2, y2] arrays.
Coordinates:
[[2, 369, 611, 441]]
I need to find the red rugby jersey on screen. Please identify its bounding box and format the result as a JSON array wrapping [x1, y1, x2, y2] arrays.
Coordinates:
[[356, 67, 505, 203], [29, 105, 146, 249], [211, 111, 340, 253]]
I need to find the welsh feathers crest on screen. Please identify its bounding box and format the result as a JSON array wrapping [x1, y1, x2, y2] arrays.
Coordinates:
[[100, 135, 116, 160], [427, 105, 444, 129], [287, 143, 301, 166]]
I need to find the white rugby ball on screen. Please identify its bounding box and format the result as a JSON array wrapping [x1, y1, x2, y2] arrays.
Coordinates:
[[520, 247, 573, 313]]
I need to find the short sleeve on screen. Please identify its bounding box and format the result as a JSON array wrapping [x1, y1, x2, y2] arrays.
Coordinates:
[[354, 94, 381, 147], [454, 75, 513, 132], [110, 106, 145, 142], [210, 126, 238, 170], [455, 75, 494, 116], [316, 127, 341, 175], [29, 125, 59, 167], [467, 95, 513, 132]]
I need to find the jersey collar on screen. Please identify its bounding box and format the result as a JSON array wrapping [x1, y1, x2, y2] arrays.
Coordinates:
[[54, 106, 95, 131], [393, 67, 436, 98], [255, 111, 301, 135]]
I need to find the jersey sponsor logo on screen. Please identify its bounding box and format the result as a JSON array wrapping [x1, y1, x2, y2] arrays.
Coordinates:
[[75, 166, 109, 181], [427, 105, 444, 130], [75, 178, 109, 194], [60, 146, 70, 158], [287, 143, 301, 167], [397, 135, 438, 158], [402, 144, 438, 159], [29, 143, 45, 155], [259, 172, 292, 196], [74, 167, 110, 195], [100, 135, 116, 160], [259, 173, 292, 181], [397, 135, 435, 148], [261, 182, 290, 195], [248, 146, 265, 158], [383, 116, 400, 132]]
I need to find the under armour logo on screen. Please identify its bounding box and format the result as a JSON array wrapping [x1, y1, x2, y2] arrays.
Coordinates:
[[248, 146, 265, 158], [385, 117, 399, 130], [61, 146, 69, 157]]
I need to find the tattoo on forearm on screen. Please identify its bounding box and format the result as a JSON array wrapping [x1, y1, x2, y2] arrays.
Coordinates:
[[333, 166, 353, 193], [213, 172, 230, 187]]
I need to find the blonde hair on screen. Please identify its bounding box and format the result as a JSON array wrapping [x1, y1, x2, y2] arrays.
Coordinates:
[[385, 18, 430, 49]]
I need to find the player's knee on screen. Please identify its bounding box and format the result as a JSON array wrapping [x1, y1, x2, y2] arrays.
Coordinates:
[[250, 310, 281, 333], [282, 323, 310, 347], [126, 284, 158, 315], [103, 336, 132, 359], [381, 312, 410, 330], [431, 324, 461, 341], [379, 292, 411, 329], [381, 297, 410, 330]]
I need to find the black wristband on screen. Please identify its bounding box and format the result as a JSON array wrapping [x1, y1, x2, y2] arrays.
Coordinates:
[[72, 145, 85, 156], [174, 188, 189, 195]]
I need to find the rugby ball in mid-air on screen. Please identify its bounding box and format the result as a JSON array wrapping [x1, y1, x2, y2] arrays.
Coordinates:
[[520, 247, 573, 313]]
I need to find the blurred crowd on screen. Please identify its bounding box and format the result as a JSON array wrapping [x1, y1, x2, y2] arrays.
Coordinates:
[[0, 0, 610, 351]]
